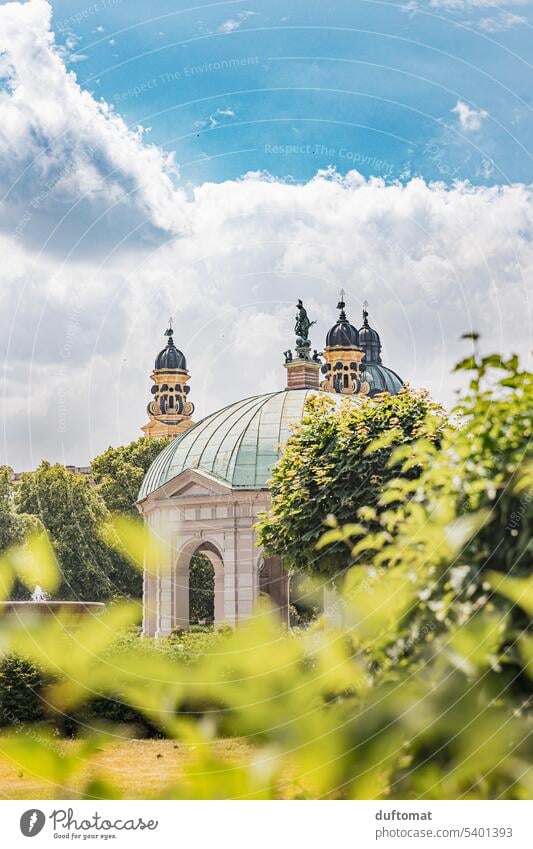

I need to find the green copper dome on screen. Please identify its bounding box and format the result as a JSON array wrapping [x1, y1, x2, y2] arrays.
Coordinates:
[[138, 389, 362, 499]]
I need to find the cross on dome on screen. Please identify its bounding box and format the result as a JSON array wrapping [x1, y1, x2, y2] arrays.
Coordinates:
[[337, 289, 347, 318]]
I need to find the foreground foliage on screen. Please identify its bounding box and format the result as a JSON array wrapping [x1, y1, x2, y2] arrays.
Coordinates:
[[319, 349, 533, 700], [0, 349, 530, 799]]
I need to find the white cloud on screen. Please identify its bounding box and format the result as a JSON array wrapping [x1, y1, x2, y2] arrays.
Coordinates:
[[218, 18, 242, 33], [0, 1, 531, 472], [217, 11, 258, 33], [428, 0, 529, 9], [2, 170, 532, 468], [405, 0, 531, 21], [475, 10, 527, 31], [194, 107, 236, 130], [0, 0, 188, 249], [451, 100, 488, 131]]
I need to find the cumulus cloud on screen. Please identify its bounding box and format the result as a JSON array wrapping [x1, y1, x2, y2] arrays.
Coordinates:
[[404, 0, 531, 26], [3, 170, 532, 468], [217, 11, 258, 33], [427, 0, 529, 10], [0, 0, 188, 252], [475, 10, 527, 30], [451, 100, 489, 131], [194, 107, 236, 130], [0, 1, 531, 472]]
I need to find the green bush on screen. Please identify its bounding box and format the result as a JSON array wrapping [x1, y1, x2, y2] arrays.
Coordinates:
[[0, 348, 531, 800], [0, 629, 225, 736], [0, 655, 48, 726]]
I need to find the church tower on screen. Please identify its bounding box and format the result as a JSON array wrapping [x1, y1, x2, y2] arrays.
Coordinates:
[[321, 292, 370, 396], [142, 321, 195, 439]]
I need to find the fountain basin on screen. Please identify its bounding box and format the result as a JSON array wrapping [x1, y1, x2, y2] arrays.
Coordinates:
[[0, 600, 105, 616]]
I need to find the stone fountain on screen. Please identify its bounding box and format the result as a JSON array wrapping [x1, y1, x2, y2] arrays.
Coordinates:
[[0, 585, 105, 617]]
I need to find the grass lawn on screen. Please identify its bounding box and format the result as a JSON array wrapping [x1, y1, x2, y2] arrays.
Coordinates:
[[0, 737, 251, 799]]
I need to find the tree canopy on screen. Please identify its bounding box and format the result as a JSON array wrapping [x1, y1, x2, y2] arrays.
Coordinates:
[[0, 466, 44, 598], [317, 349, 533, 698], [0, 350, 531, 799], [4, 437, 170, 602], [91, 436, 171, 516], [14, 462, 139, 601], [257, 387, 447, 577], [0, 467, 38, 553]]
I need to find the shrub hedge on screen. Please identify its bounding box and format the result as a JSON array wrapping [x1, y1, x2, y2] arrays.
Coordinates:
[[0, 628, 224, 737]]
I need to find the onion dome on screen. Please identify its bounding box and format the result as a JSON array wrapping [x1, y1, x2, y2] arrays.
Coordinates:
[[325, 295, 359, 348], [358, 302, 382, 364], [361, 363, 403, 396], [139, 389, 362, 498], [155, 325, 187, 371]]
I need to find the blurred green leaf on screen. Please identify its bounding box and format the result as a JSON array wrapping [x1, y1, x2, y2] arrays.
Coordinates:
[[101, 516, 167, 576], [486, 571, 533, 617], [7, 532, 60, 594]]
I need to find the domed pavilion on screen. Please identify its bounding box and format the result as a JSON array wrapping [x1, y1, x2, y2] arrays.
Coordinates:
[[138, 297, 404, 635]]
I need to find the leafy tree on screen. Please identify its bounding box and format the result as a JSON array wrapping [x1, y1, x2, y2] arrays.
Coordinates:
[[0, 466, 42, 554], [257, 388, 446, 577], [0, 466, 44, 599], [14, 462, 138, 601], [321, 349, 533, 698], [0, 466, 20, 553], [91, 437, 171, 516], [2, 353, 531, 800], [90, 437, 171, 600]]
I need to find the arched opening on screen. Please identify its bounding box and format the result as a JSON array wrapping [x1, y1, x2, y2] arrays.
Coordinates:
[[175, 540, 225, 630], [189, 554, 214, 626]]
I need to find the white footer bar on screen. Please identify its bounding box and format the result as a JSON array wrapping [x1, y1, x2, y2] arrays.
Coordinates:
[[4, 799, 532, 848]]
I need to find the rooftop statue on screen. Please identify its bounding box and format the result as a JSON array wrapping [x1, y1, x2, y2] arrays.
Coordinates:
[[295, 299, 316, 342]]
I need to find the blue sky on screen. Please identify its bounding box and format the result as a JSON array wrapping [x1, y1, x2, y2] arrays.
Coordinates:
[[0, 0, 531, 467], [52, 0, 533, 186]]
